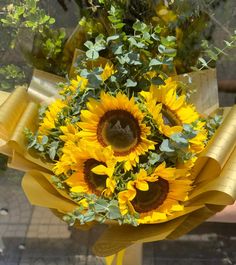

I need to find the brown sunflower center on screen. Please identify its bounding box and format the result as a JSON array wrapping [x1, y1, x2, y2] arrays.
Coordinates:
[[162, 105, 181, 126], [83, 159, 107, 195], [97, 110, 141, 156], [132, 178, 169, 213]]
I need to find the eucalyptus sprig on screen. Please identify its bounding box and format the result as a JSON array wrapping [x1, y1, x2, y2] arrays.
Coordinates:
[[76, 5, 177, 98], [195, 30, 236, 70], [63, 193, 139, 226]]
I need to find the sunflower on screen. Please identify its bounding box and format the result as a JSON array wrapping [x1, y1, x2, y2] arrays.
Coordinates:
[[38, 99, 66, 135], [54, 141, 116, 197], [141, 78, 207, 151], [78, 92, 156, 171], [118, 162, 192, 224], [141, 79, 194, 135]]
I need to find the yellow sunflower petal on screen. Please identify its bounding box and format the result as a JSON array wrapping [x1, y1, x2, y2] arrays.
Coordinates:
[[91, 164, 114, 178], [135, 180, 149, 191], [101, 63, 116, 82], [71, 186, 88, 193]]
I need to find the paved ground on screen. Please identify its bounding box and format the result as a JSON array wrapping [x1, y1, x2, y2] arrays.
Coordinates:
[[0, 0, 236, 264]]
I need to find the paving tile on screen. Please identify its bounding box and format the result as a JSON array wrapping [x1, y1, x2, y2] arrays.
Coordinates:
[[25, 207, 71, 240], [148, 234, 236, 265], [86, 255, 105, 265], [219, 92, 236, 106], [86, 226, 107, 255], [143, 243, 155, 265], [153, 258, 236, 265], [5, 225, 28, 238], [26, 223, 71, 239], [19, 256, 91, 265], [0, 169, 32, 231]]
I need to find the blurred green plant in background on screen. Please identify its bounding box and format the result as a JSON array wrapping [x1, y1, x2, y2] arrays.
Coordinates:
[[0, 64, 26, 90], [0, 0, 67, 90]]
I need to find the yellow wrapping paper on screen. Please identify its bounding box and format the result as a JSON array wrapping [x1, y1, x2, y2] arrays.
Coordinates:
[[0, 69, 235, 257]]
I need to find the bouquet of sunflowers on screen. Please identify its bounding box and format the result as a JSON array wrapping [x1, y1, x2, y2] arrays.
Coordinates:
[[28, 77, 211, 226], [0, 0, 236, 260], [24, 6, 215, 227]]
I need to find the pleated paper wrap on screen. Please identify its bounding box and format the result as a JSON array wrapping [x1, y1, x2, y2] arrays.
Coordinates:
[[0, 68, 235, 257]]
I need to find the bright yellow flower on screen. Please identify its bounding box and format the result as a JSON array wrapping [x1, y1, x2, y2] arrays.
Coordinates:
[[101, 63, 116, 82], [70, 75, 88, 92], [118, 162, 192, 224], [78, 92, 156, 171], [53, 141, 76, 176], [141, 78, 191, 135], [60, 75, 88, 95], [141, 78, 207, 152], [54, 141, 117, 197], [38, 99, 66, 135], [118, 168, 156, 216], [59, 123, 80, 143]]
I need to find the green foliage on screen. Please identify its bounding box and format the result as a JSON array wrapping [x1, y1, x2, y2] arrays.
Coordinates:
[[1, 0, 66, 75], [148, 152, 161, 165], [43, 29, 66, 60], [156, 123, 199, 164], [76, 0, 235, 74], [1, 0, 56, 47], [204, 114, 222, 140], [51, 175, 65, 190], [160, 139, 175, 153], [24, 127, 63, 161], [0, 64, 26, 91], [84, 34, 106, 59], [108, 5, 125, 30], [63, 193, 138, 226], [76, 6, 177, 97]]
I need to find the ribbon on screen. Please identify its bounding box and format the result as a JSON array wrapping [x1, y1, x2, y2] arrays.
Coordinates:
[[105, 255, 116, 265], [105, 250, 125, 265]]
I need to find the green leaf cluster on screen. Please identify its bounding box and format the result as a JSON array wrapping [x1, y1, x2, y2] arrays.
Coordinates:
[[24, 125, 63, 162], [75, 5, 177, 98], [204, 114, 222, 140], [0, 64, 26, 91], [63, 193, 138, 226], [1, 0, 66, 76], [1, 0, 55, 34], [84, 35, 106, 60]]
